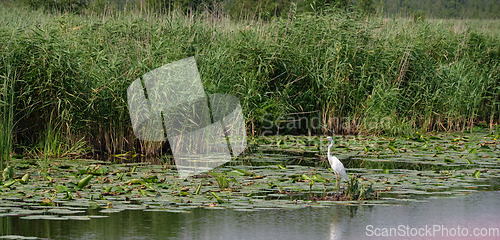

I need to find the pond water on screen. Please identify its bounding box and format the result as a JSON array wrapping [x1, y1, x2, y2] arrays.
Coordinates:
[[1, 191, 498, 239], [0, 133, 498, 239]]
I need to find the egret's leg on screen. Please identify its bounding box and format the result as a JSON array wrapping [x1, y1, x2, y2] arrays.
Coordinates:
[[334, 173, 339, 192], [323, 181, 327, 195]]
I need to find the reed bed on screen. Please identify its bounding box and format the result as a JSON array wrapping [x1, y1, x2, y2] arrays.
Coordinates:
[[0, 6, 498, 162]]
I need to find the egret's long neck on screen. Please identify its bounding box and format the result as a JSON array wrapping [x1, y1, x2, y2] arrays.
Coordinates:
[[327, 141, 333, 158]]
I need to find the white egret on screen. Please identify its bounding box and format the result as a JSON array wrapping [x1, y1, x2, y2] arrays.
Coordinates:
[[325, 136, 348, 186]]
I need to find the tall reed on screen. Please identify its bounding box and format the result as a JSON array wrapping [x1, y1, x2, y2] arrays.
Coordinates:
[[0, 60, 15, 169]]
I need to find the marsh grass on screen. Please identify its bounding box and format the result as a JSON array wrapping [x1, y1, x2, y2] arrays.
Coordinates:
[[0, 61, 15, 169], [36, 113, 89, 159], [344, 175, 376, 200], [210, 172, 232, 189], [0, 5, 498, 157]]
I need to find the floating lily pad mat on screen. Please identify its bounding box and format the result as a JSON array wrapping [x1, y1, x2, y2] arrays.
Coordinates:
[[0, 130, 498, 218]]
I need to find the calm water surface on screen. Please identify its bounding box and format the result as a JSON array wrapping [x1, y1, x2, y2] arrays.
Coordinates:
[[1, 191, 499, 240]]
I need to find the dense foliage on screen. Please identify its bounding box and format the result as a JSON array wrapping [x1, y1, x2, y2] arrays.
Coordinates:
[[3, 0, 499, 19], [0, 4, 498, 162], [382, 0, 500, 19]]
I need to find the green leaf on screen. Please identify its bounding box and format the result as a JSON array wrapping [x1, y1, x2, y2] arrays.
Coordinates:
[[301, 174, 312, 181], [64, 191, 74, 200], [126, 179, 144, 185], [364, 146, 370, 152], [226, 170, 245, 177], [3, 180, 16, 188], [77, 175, 93, 188], [89, 202, 100, 210], [310, 174, 326, 183], [3, 166, 14, 181], [210, 191, 225, 203], [55, 185, 69, 192], [468, 148, 478, 154], [195, 182, 202, 195], [449, 145, 460, 151], [231, 168, 255, 176], [434, 146, 444, 153], [19, 173, 30, 184], [388, 145, 397, 153], [472, 170, 481, 178], [142, 175, 158, 183], [276, 164, 287, 169]]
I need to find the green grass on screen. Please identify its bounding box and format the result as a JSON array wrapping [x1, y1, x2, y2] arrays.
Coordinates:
[[0, 55, 16, 169], [0, 5, 498, 157]]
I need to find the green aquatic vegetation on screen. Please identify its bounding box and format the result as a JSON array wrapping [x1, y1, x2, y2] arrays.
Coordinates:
[[345, 176, 376, 201], [2, 166, 13, 181], [227, 168, 255, 177], [209, 172, 232, 190], [19, 173, 30, 184], [444, 158, 454, 163], [210, 192, 225, 204], [0, 131, 497, 217], [77, 175, 93, 189], [387, 141, 398, 153], [110, 149, 141, 161], [434, 146, 444, 154]]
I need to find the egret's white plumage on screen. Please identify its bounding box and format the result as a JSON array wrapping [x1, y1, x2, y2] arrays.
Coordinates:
[[326, 136, 348, 181]]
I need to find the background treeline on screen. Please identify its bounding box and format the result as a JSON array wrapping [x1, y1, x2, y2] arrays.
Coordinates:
[[382, 0, 500, 19], [0, 3, 499, 163], [3, 0, 500, 19]]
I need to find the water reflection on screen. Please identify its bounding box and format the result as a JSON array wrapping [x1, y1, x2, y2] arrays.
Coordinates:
[[1, 192, 499, 239], [328, 206, 344, 240]]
